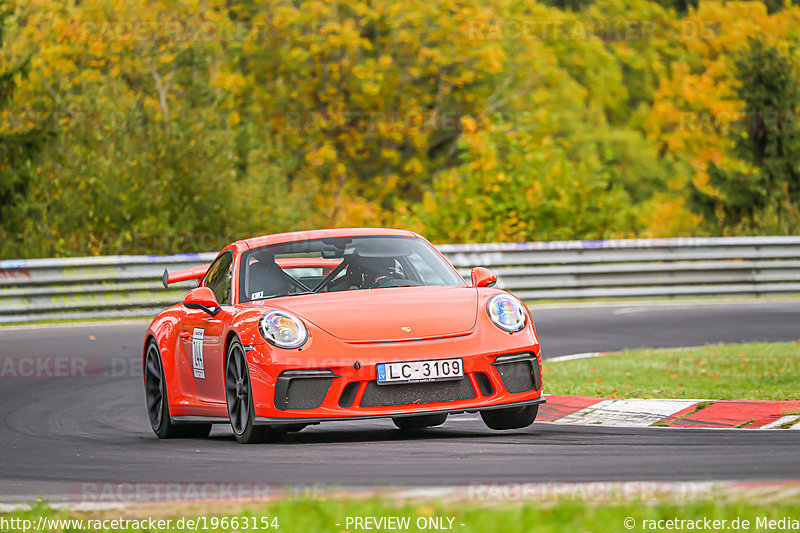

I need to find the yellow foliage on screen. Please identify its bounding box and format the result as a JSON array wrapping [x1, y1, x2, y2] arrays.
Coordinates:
[[5, 0, 800, 258]]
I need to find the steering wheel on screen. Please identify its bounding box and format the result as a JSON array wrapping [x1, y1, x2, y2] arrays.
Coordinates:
[[371, 273, 406, 288]]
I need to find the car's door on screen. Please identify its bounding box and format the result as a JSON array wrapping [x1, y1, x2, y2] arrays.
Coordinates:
[[180, 251, 233, 404]]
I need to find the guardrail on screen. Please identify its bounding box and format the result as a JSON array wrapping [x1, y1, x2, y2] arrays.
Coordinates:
[[2, 236, 800, 323]]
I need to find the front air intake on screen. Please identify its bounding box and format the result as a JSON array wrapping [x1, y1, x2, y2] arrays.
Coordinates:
[[475, 372, 494, 396], [360, 378, 476, 407], [338, 382, 360, 408], [275, 369, 335, 410], [493, 354, 541, 393]]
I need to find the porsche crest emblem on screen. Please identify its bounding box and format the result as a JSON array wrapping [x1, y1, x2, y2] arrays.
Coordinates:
[[401, 326, 412, 333]]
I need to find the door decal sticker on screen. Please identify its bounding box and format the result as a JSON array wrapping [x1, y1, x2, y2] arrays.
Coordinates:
[[192, 328, 205, 379]]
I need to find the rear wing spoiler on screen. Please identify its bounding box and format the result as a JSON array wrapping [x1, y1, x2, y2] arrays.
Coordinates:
[[161, 264, 210, 288], [160, 257, 341, 288]]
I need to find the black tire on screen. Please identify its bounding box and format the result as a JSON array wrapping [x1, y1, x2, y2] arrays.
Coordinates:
[[480, 404, 539, 430], [225, 338, 286, 444], [392, 413, 448, 430], [144, 341, 212, 439]]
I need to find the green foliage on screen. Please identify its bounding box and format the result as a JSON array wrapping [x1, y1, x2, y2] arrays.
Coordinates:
[[690, 37, 800, 234], [0, 0, 49, 231], [762, 0, 800, 13], [1, 0, 800, 258], [7, 497, 800, 533], [539, 0, 699, 14], [413, 127, 636, 243]]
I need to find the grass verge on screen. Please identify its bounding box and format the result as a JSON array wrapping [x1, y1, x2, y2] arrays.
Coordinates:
[[544, 341, 800, 400], [3, 497, 800, 533]]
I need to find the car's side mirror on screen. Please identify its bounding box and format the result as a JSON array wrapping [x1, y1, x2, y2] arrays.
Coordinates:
[[471, 267, 497, 288], [183, 287, 221, 316]]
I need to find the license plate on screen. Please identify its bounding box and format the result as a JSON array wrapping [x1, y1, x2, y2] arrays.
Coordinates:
[[376, 358, 464, 385]]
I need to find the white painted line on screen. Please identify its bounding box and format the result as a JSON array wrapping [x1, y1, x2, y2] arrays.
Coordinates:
[[0, 504, 28, 512], [447, 415, 481, 422], [395, 488, 455, 500], [4, 481, 800, 507], [737, 484, 800, 504], [554, 399, 699, 427], [0, 502, 126, 512], [760, 415, 800, 430], [546, 352, 608, 363], [533, 298, 800, 311]]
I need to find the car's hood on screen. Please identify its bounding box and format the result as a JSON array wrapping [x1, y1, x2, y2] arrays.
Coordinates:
[[274, 286, 477, 342]]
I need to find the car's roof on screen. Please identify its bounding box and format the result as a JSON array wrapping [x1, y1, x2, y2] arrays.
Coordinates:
[[239, 227, 420, 250]]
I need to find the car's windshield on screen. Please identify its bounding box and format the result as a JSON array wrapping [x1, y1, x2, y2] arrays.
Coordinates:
[[238, 236, 465, 303]]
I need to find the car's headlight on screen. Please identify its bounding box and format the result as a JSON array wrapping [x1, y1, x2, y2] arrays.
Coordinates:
[[487, 294, 527, 332], [258, 310, 308, 349]]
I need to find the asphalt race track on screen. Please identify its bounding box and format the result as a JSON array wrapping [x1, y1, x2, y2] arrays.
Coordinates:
[[1, 300, 799, 502], [534, 300, 800, 357]]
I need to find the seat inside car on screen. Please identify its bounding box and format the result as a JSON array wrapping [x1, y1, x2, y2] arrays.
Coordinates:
[[248, 258, 291, 300]]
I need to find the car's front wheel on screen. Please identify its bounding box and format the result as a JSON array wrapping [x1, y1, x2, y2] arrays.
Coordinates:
[[225, 338, 286, 444], [392, 413, 448, 430], [144, 341, 211, 439], [480, 404, 538, 430]]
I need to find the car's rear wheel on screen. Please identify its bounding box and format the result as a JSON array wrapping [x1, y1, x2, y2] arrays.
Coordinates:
[[392, 413, 448, 430], [226, 339, 286, 444], [480, 404, 538, 430], [144, 341, 211, 439]]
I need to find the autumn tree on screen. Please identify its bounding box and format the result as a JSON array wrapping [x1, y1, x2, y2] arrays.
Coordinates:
[[690, 37, 800, 233], [3, 0, 800, 258], [0, 0, 49, 233], [0, 0, 241, 257]]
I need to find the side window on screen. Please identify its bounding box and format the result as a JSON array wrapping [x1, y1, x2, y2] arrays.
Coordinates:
[[203, 252, 233, 305]]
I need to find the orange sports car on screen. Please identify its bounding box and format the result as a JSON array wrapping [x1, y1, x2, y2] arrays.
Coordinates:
[[143, 228, 544, 443]]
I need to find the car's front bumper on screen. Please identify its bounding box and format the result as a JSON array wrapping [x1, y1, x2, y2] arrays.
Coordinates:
[[246, 327, 544, 425], [254, 397, 546, 426]]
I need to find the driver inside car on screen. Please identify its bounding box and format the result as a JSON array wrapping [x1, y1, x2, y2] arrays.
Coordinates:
[[360, 256, 404, 288], [329, 255, 404, 291]]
